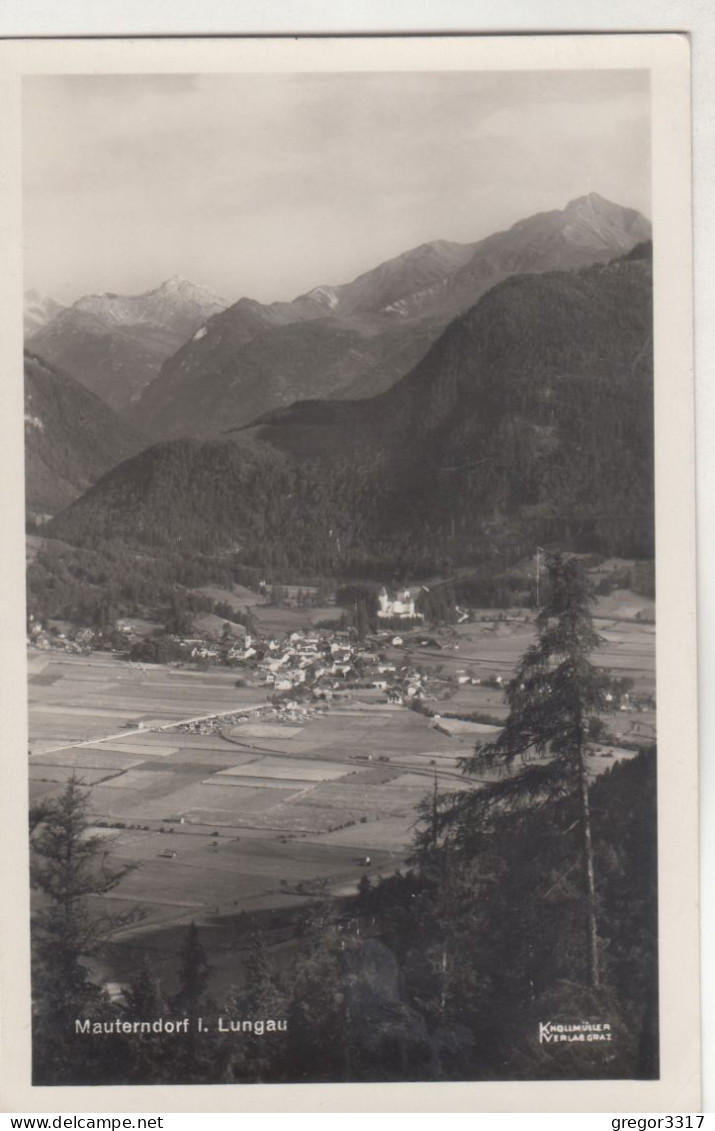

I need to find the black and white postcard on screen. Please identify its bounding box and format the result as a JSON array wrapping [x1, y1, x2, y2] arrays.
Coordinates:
[[0, 34, 699, 1113]]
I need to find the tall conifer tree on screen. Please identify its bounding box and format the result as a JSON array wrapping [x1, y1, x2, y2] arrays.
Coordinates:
[[30, 774, 138, 1082], [435, 554, 608, 988]]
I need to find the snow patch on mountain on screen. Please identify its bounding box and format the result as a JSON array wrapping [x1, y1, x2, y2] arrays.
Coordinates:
[[383, 277, 451, 317], [306, 285, 340, 311]]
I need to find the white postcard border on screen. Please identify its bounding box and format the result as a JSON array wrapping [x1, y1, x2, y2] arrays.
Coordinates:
[[0, 32, 697, 1113]]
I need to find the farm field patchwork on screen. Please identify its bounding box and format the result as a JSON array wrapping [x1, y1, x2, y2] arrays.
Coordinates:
[[27, 652, 471, 925]]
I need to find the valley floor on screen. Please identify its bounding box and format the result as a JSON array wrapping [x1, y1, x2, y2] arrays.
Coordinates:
[[27, 597, 655, 995]]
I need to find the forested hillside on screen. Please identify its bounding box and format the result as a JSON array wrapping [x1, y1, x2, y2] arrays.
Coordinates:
[[24, 352, 147, 520]]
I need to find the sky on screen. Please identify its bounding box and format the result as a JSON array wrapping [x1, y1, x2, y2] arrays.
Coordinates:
[[23, 69, 650, 306]]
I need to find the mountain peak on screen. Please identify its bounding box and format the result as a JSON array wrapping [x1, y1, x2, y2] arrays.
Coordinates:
[[157, 275, 209, 296], [565, 191, 613, 211], [69, 276, 227, 311], [557, 193, 650, 251], [24, 290, 66, 339], [30, 279, 228, 413], [564, 191, 636, 216], [159, 274, 190, 290]]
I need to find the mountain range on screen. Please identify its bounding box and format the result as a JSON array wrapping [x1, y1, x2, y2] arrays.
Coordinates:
[[46, 246, 654, 579], [130, 193, 650, 440], [28, 194, 650, 441], [26, 278, 227, 412]]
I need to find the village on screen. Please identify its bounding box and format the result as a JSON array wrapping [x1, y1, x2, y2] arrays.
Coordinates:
[[26, 578, 655, 736], [26, 583, 529, 724]]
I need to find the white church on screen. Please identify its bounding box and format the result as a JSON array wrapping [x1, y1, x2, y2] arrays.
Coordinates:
[[377, 587, 423, 620]]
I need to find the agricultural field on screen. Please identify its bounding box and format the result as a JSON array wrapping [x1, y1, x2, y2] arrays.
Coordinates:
[[394, 590, 656, 746], [196, 584, 267, 610], [27, 652, 264, 758], [249, 604, 342, 634], [400, 602, 654, 690]]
